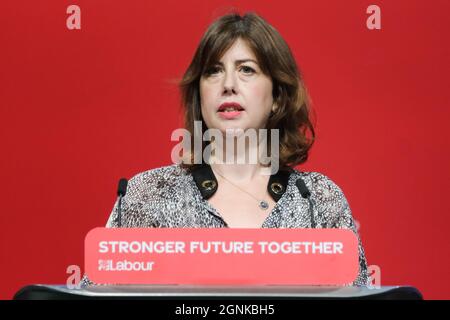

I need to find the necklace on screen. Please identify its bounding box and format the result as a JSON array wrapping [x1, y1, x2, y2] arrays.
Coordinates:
[[211, 168, 270, 210]]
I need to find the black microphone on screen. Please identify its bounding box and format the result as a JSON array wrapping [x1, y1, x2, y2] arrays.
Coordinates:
[[296, 178, 316, 228], [116, 178, 128, 227]]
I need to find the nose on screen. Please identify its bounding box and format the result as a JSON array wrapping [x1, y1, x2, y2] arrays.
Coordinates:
[[222, 70, 238, 95]]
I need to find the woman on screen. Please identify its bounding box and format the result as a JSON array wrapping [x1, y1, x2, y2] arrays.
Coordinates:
[[91, 12, 369, 286]]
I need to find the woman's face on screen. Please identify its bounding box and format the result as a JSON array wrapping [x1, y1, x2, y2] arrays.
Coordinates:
[[199, 38, 274, 134]]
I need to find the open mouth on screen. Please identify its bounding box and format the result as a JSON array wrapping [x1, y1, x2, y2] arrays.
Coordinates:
[[217, 102, 244, 119], [217, 102, 244, 112]]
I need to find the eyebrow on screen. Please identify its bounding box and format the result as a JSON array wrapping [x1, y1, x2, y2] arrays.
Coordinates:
[[214, 59, 259, 66]]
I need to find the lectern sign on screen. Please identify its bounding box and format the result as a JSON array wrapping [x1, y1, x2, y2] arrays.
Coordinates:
[[85, 228, 359, 285]]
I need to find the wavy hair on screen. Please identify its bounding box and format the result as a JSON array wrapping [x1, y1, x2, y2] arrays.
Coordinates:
[[179, 11, 315, 170]]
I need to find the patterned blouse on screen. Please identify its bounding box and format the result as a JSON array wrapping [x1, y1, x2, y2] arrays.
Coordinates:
[[82, 163, 369, 287]]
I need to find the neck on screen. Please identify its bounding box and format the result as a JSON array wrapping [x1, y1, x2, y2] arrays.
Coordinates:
[[211, 162, 263, 182], [208, 135, 268, 181]]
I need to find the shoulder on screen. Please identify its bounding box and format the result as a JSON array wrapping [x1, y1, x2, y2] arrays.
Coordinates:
[[290, 169, 351, 221], [107, 164, 190, 227], [129, 163, 188, 186], [125, 164, 189, 201], [290, 169, 346, 197]]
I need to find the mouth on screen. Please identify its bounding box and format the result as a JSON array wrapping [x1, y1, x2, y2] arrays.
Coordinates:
[[217, 102, 244, 112], [217, 102, 245, 119]]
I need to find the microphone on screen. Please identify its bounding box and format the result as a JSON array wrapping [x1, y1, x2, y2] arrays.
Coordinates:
[[116, 178, 128, 227], [295, 178, 316, 228]]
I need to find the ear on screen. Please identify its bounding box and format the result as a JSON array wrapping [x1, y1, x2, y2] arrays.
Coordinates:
[[271, 103, 278, 113]]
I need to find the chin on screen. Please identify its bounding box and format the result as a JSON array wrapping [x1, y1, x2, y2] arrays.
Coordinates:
[[218, 124, 249, 134]]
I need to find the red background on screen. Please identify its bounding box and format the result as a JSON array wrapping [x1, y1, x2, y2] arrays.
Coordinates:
[[1, 0, 449, 299]]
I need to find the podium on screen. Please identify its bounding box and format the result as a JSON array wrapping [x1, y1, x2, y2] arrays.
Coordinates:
[[14, 284, 423, 300]]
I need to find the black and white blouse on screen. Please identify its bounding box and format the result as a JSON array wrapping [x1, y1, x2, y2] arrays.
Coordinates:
[[93, 163, 369, 287]]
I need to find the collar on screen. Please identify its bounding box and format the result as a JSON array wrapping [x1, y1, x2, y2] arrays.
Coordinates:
[[191, 164, 292, 202]]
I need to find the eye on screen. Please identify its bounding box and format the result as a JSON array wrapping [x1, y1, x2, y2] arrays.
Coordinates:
[[204, 65, 222, 76], [240, 65, 256, 74]]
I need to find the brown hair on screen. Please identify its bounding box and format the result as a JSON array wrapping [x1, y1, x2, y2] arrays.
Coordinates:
[[179, 11, 315, 171]]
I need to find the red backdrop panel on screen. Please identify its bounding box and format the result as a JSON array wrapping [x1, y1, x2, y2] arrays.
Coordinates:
[[0, 0, 449, 299]]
